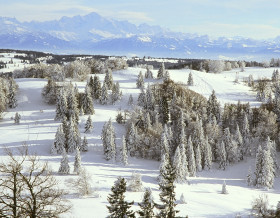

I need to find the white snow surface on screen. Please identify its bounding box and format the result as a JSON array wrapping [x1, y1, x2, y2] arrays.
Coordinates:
[[0, 65, 279, 217]]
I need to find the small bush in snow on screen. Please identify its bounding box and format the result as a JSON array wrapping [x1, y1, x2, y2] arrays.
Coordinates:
[[179, 193, 187, 204], [251, 194, 274, 217], [14, 112, 21, 124], [127, 172, 144, 192], [221, 180, 228, 194]]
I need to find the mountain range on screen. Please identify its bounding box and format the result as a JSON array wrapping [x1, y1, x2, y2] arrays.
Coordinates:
[[0, 12, 280, 60]]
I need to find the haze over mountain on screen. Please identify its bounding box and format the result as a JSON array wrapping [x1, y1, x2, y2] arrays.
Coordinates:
[[1, 12, 279, 59]]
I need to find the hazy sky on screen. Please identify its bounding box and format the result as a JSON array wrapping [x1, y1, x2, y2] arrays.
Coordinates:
[[1, 0, 280, 39]]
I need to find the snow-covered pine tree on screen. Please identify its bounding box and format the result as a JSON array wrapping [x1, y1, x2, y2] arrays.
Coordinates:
[[145, 67, 153, 79], [180, 193, 187, 204], [247, 166, 253, 186], [58, 147, 70, 174], [186, 136, 196, 177], [107, 177, 135, 218], [203, 136, 212, 170], [14, 112, 21, 124], [219, 141, 227, 170], [242, 113, 251, 155], [128, 94, 134, 106], [67, 117, 77, 153], [7, 80, 17, 108], [84, 115, 93, 133], [82, 85, 95, 115], [100, 82, 109, 105], [127, 172, 143, 192], [52, 124, 66, 154], [111, 82, 122, 104], [81, 135, 88, 152], [138, 188, 155, 217], [136, 71, 144, 89], [88, 75, 94, 97], [73, 147, 82, 174], [157, 155, 179, 217], [120, 136, 128, 166], [93, 74, 102, 99], [160, 96, 170, 124], [173, 145, 183, 183], [126, 122, 138, 157], [235, 124, 244, 161], [146, 84, 155, 111], [180, 140, 189, 182], [66, 87, 79, 124], [143, 112, 152, 131], [137, 88, 147, 109], [195, 143, 202, 172], [221, 180, 228, 194], [55, 89, 67, 121], [255, 145, 275, 189], [104, 68, 114, 90], [187, 72, 194, 86], [101, 119, 116, 161], [157, 62, 165, 79], [206, 90, 221, 122], [223, 127, 238, 163]]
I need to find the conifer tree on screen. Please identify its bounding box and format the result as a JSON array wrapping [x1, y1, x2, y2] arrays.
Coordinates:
[[157, 62, 165, 79], [145, 67, 153, 79], [58, 148, 70, 174], [187, 72, 194, 86], [173, 145, 183, 183], [128, 94, 134, 106], [221, 180, 228, 194], [121, 136, 128, 166], [7, 80, 17, 108], [100, 82, 109, 105], [137, 88, 147, 109], [219, 141, 227, 170], [186, 136, 196, 177], [180, 140, 189, 181], [126, 122, 138, 157], [111, 82, 122, 104], [107, 177, 135, 218], [92, 74, 102, 99], [14, 112, 21, 124], [242, 113, 251, 155], [180, 193, 187, 204], [73, 147, 82, 175], [136, 71, 144, 89], [55, 89, 67, 121], [81, 135, 88, 152], [104, 68, 114, 90], [223, 128, 238, 163], [235, 124, 244, 160], [101, 119, 116, 161], [52, 124, 66, 154], [66, 87, 79, 124], [195, 145, 202, 172], [84, 115, 93, 133], [146, 84, 155, 111], [160, 96, 169, 124], [247, 167, 253, 186], [157, 155, 179, 217], [127, 172, 143, 192], [138, 188, 155, 217], [67, 118, 77, 153], [203, 137, 212, 170], [82, 85, 95, 115], [206, 90, 221, 122]]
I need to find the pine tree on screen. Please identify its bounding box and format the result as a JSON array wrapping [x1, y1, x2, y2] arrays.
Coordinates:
[[55, 89, 67, 121], [206, 90, 221, 122], [66, 87, 79, 124], [58, 148, 70, 174], [84, 115, 93, 133], [186, 136, 196, 177], [73, 147, 82, 174], [121, 136, 128, 166], [107, 177, 135, 218], [136, 71, 144, 89], [157, 63, 165, 79], [187, 72, 194, 86], [195, 145, 202, 172], [104, 68, 114, 90], [221, 180, 228, 194], [203, 137, 212, 170], [93, 74, 102, 99], [180, 193, 187, 204], [101, 119, 116, 161], [126, 122, 138, 157], [137, 88, 147, 109], [161, 96, 170, 124], [52, 124, 66, 154], [180, 140, 189, 182], [145, 67, 153, 79], [111, 82, 122, 104], [7, 80, 17, 108], [81, 135, 88, 152], [247, 166, 253, 186], [82, 85, 95, 115], [173, 146, 183, 183], [128, 94, 134, 106], [146, 84, 155, 111], [157, 155, 179, 218], [138, 188, 155, 217], [100, 82, 109, 105], [14, 112, 21, 124], [218, 141, 227, 170], [242, 113, 251, 155], [67, 118, 77, 153], [235, 124, 244, 160], [223, 128, 238, 163]]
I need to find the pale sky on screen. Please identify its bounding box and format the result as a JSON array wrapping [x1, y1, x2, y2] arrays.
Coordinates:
[[1, 0, 280, 39]]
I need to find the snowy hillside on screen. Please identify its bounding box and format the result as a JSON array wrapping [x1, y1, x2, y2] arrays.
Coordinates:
[[0, 53, 279, 218]]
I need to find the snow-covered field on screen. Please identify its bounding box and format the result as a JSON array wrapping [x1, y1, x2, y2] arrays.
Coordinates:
[[0, 62, 280, 217]]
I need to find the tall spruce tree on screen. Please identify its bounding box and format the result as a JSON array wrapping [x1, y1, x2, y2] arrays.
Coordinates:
[[187, 136, 196, 177], [100, 82, 109, 105], [138, 188, 155, 217], [107, 177, 135, 218], [55, 89, 67, 121], [66, 87, 79, 124], [187, 72, 194, 86], [104, 68, 114, 90], [157, 62, 165, 79], [73, 147, 82, 175], [120, 136, 128, 166], [136, 71, 145, 89], [84, 115, 93, 133], [206, 90, 221, 122], [81, 135, 88, 152], [93, 74, 102, 99], [82, 85, 95, 115], [51, 124, 66, 154], [101, 119, 116, 161], [126, 122, 138, 157], [58, 148, 70, 174], [219, 141, 227, 170]]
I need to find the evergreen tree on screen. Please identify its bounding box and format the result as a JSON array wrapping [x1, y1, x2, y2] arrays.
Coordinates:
[[180, 140, 189, 182], [111, 82, 122, 104], [138, 188, 155, 217], [137, 88, 147, 109], [14, 112, 21, 124], [186, 136, 196, 177], [187, 72, 194, 86], [55, 89, 67, 121], [127, 172, 143, 192], [219, 141, 227, 170], [107, 177, 135, 218], [247, 166, 253, 186], [84, 115, 93, 133], [223, 128, 238, 163], [7, 80, 17, 108], [157, 63, 165, 79], [67, 117, 77, 153], [58, 148, 70, 174], [66, 87, 79, 124], [121, 136, 128, 166], [242, 113, 251, 155], [179, 193, 187, 204], [82, 85, 95, 115], [160, 96, 170, 124], [206, 90, 221, 122], [145, 67, 153, 79], [146, 84, 155, 111], [100, 82, 109, 105], [126, 122, 138, 157], [203, 137, 212, 170], [173, 145, 183, 183], [195, 145, 202, 172], [52, 124, 66, 154], [128, 94, 134, 106], [157, 155, 179, 218], [221, 180, 228, 194], [73, 147, 82, 174], [104, 68, 114, 90], [101, 119, 116, 161], [235, 124, 244, 160], [81, 135, 88, 152], [136, 71, 144, 89]]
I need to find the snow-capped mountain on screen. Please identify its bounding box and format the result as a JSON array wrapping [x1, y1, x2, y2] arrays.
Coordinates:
[[0, 12, 279, 59]]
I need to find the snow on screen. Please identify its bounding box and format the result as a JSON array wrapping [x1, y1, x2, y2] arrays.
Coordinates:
[[0, 59, 279, 217], [138, 36, 152, 42]]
